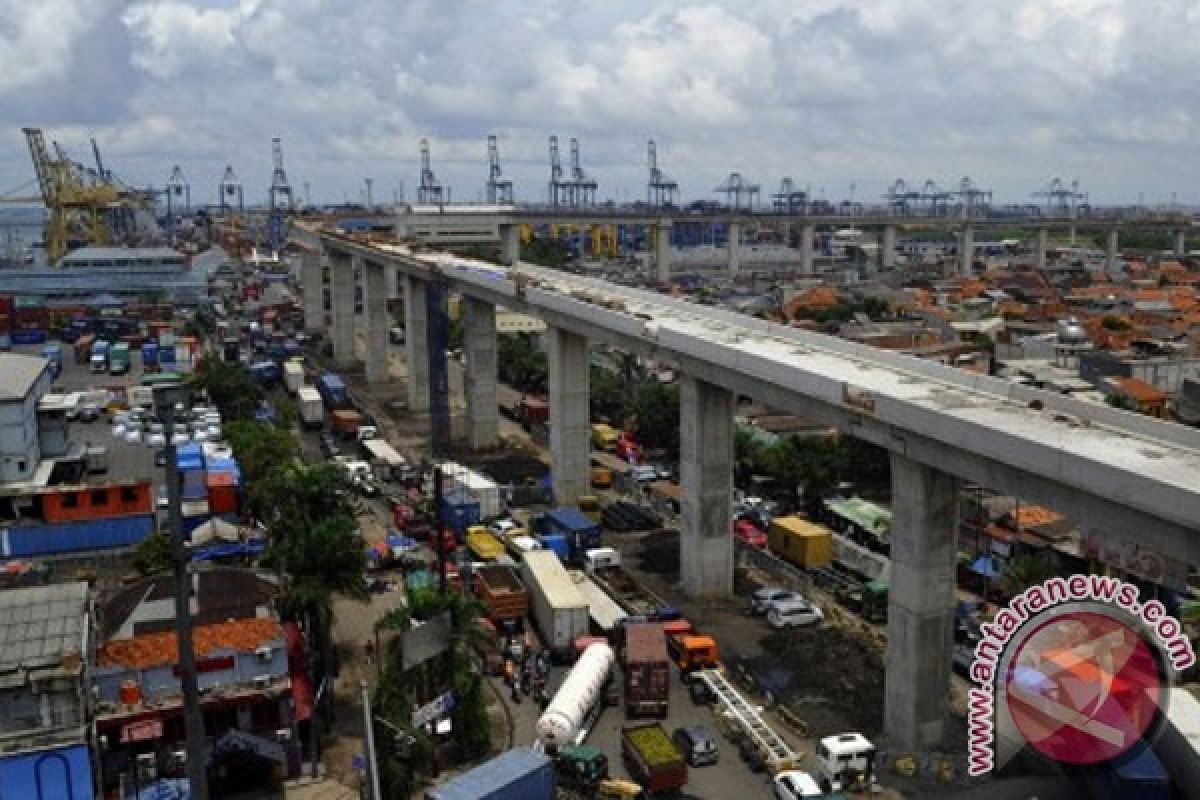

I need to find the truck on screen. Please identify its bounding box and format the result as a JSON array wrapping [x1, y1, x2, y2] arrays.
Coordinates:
[[316, 372, 350, 410], [620, 723, 687, 795], [585, 548, 670, 618], [623, 622, 670, 718], [283, 360, 305, 394], [297, 387, 324, 429], [814, 733, 878, 793], [362, 438, 407, 480], [553, 745, 611, 794], [497, 385, 549, 429], [466, 527, 507, 562], [141, 340, 159, 371], [247, 360, 280, 387], [521, 549, 590, 662], [662, 618, 720, 673], [424, 747, 554, 800], [768, 516, 833, 569], [330, 409, 365, 438], [537, 642, 616, 749], [473, 564, 528, 624], [591, 423, 621, 452], [74, 334, 96, 365], [541, 506, 602, 565], [90, 339, 110, 373], [441, 462, 503, 518], [40, 343, 63, 378], [570, 570, 628, 638], [108, 341, 130, 375]]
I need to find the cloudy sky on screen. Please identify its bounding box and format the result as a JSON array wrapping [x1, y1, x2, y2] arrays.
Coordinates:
[[1, 0, 1197, 207]]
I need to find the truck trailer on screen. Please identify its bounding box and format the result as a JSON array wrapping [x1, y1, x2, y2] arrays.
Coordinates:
[[297, 387, 324, 429], [425, 748, 554, 800], [623, 622, 670, 718], [521, 549, 590, 662]]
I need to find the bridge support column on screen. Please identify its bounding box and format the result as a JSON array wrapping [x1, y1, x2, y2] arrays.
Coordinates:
[[679, 375, 734, 598], [301, 250, 326, 333], [1068, 224, 1077, 246], [329, 251, 356, 368], [1175, 230, 1187, 257], [800, 224, 815, 274], [959, 225, 975, 276], [727, 221, 741, 278], [500, 224, 520, 266], [463, 296, 498, 451], [885, 455, 959, 753], [1106, 228, 1120, 271], [1035, 228, 1048, 269], [548, 327, 590, 506], [403, 275, 430, 412], [881, 225, 896, 270], [364, 259, 389, 385], [654, 222, 672, 284]]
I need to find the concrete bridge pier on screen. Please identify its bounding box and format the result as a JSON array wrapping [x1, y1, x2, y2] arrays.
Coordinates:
[[654, 221, 673, 284], [547, 326, 590, 506], [363, 259, 390, 384], [959, 225, 975, 276], [1035, 228, 1048, 269], [329, 250, 356, 368], [884, 455, 959, 752], [881, 225, 897, 270], [728, 221, 741, 278], [402, 275, 430, 412], [301, 250, 326, 333], [462, 296, 498, 450], [1106, 228, 1120, 271], [1175, 230, 1188, 257], [1068, 224, 1077, 246], [679, 375, 734, 597], [500, 224, 521, 267], [800, 224, 816, 274]]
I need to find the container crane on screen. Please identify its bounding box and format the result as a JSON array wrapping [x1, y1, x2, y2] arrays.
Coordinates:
[[165, 166, 190, 244], [646, 139, 678, 207], [773, 176, 808, 214], [714, 172, 759, 210], [548, 135, 567, 206], [568, 137, 597, 206], [954, 176, 991, 219], [218, 165, 243, 217], [884, 179, 920, 215], [417, 138, 444, 205], [267, 137, 293, 251], [485, 134, 514, 204], [919, 180, 953, 216], [1034, 178, 1088, 218]]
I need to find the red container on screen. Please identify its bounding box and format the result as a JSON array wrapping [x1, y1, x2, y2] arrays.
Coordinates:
[[206, 473, 240, 515], [0, 314, 10, 333], [0, 296, 12, 314]]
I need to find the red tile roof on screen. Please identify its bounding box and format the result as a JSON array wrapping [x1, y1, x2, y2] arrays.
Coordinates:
[[99, 618, 282, 670], [1112, 377, 1167, 404]]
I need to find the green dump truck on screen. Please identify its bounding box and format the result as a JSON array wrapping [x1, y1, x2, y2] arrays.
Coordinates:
[[620, 723, 686, 795]]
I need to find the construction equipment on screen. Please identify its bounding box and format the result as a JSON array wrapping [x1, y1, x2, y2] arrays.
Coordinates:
[[696, 668, 798, 773], [418, 138, 444, 205], [486, 134, 514, 204], [646, 139, 678, 207], [267, 137, 293, 251]]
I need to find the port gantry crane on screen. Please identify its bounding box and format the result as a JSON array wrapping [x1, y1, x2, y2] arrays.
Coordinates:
[[218, 165, 243, 217], [485, 134, 514, 205], [954, 176, 992, 219], [714, 171, 760, 210], [267, 137, 294, 251], [165, 166, 190, 243], [1034, 178, 1088, 218], [567, 137, 598, 206], [773, 177, 808, 214], [417, 138, 444, 205], [548, 135, 567, 206], [646, 139, 678, 207]]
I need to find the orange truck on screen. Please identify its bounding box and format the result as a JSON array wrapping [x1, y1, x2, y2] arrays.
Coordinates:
[[661, 618, 719, 672]]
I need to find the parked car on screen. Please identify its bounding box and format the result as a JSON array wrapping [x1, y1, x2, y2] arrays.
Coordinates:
[[672, 725, 719, 767], [750, 587, 802, 615], [767, 600, 824, 629], [773, 770, 826, 800]]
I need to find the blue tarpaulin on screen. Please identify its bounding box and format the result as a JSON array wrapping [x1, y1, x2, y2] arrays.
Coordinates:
[[970, 554, 1001, 579]]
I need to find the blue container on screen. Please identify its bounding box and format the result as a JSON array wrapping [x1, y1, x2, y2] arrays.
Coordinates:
[[426, 748, 554, 800], [11, 329, 47, 345], [440, 489, 481, 536], [537, 532, 569, 563], [7, 515, 155, 557], [181, 469, 208, 501], [159, 347, 177, 365]]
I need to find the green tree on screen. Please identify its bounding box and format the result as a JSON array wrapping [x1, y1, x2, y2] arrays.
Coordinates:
[[1000, 552, 1059, 597], [132, 531, 173, 576], [589, 364, 626, 424], [521, 235, 572, 268], [762, 436, 845, 514], [497, 333, 547, 394], [191, 356, 264, 420], [633, 381, 680, 458], [256, 461, 358, 538]]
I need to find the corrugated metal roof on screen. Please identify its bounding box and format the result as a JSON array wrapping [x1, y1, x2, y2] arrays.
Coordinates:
[[0, 354, 48, 401], [0, 582, 88, 672]]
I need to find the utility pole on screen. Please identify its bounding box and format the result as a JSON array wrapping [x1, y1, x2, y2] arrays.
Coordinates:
[[361, 680, 383, 800], [433, 466, 447, 595], [158, 386, 209, 800]]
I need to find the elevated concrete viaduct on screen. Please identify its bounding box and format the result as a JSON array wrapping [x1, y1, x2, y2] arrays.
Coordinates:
[[296, 224, 1200, 756]]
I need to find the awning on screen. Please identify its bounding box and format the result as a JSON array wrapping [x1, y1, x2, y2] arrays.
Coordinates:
[[188, 517, 239, 547]]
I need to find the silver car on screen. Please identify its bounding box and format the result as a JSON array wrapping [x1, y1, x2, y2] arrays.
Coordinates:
[[750, 587, 802, 615]]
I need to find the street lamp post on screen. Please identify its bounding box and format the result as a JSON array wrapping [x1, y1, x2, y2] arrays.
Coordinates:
[[155, 384, 210, 800]]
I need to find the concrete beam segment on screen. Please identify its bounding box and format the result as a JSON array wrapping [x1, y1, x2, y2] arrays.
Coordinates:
[[329, 250, 356, 368], [1035, 228, 1048, 270], [364, 260, 389, 384], [884, 454, 959, 752], [1106, 228, 1120, 271], [547, 326, 590, 506], [959, 225, 974, 276], [403, 274, 430, 412], [881, 225, 897, 270], [679, 375, 734, 598], [500, 224, 520, 266], [654, 221, 672, 284], [727, 221, 741, 278], [800, 224, 815, 274], [462, 296, 498, 450], [1175, 230, 1187, 257], [301, 250, 325, 332]]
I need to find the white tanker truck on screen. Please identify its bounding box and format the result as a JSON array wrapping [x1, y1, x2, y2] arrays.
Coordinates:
[[535, 642, 616, 750]]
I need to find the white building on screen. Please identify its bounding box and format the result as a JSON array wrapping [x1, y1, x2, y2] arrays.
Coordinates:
[[0, 354, 51, 484]]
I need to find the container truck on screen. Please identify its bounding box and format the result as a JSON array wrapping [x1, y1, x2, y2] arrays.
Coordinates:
[[362, 438, 407, 479], [473, 564, 528, 624], [521, 549, 590, 662], [108, 342, 131, 375], [585, 548, 670, 617], [541, 506, 602, 565], [424, 747, 554, 800], [330, 409, 364, 438], [441, 489, 482, 536], [623, 622, 670, 718], [570, 570, 628, 638], [316, 372, 350, 410], [768, 516, 834, 569], [297, 387, 324, 429], [536, 642, 616, 750], [90, 339, 110, 373], [441, 462, 503, 519], [620, 723, 687, 795], [283, 360, 305, 394]]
